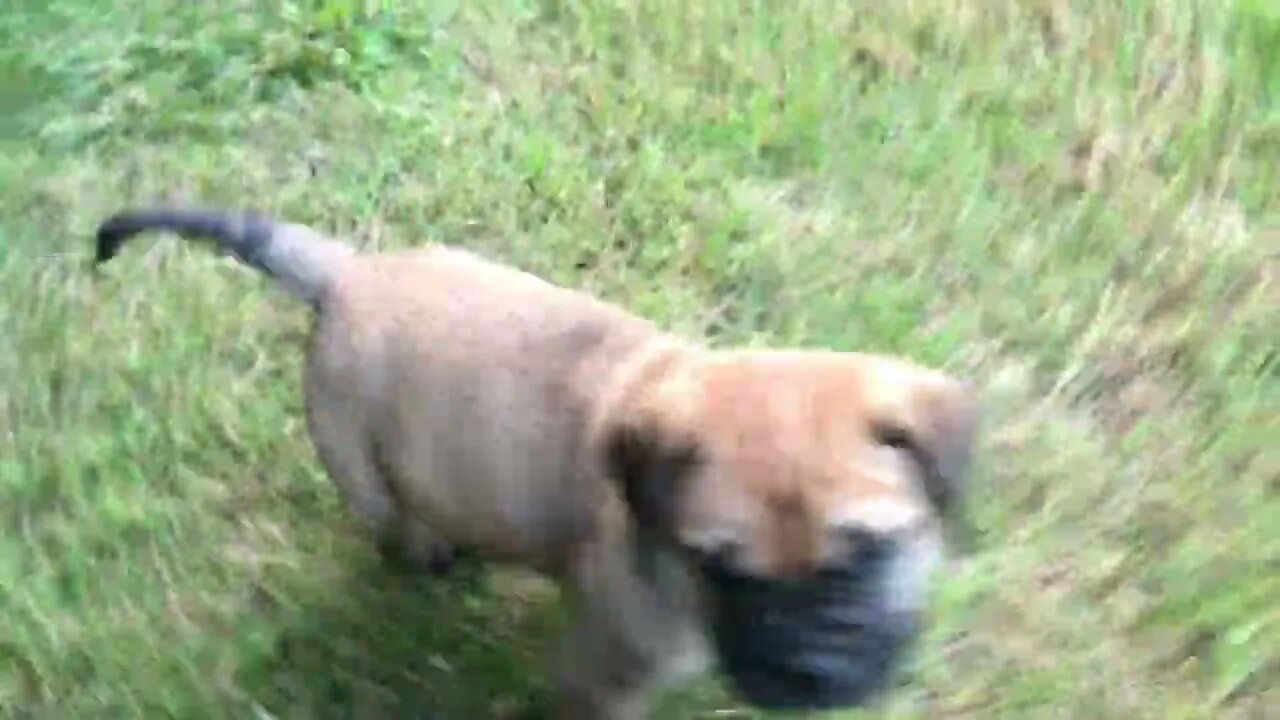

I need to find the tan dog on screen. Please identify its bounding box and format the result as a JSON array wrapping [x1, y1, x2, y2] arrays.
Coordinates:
[[94, 207, 980, 719]]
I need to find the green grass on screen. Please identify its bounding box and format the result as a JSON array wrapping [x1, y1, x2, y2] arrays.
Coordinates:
[[2, 0, 1277, 717]]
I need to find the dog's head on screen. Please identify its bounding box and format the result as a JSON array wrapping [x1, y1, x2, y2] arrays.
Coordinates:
[[596, 346, 980, 712]]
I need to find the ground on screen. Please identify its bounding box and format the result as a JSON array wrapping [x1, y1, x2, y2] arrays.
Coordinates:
[[0, 1, 1276, 718]]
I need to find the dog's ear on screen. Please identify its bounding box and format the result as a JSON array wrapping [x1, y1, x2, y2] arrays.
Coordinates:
[[602, 421, 704, 532], [868, 376, 981, 522], [601, 420, 705, 584]]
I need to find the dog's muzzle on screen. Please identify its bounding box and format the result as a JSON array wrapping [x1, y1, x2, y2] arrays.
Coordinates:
[[700, 531, 920, 711]]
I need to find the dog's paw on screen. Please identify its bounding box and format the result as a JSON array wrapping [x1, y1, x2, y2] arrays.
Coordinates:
[[495, 692, 553, 720], [377, 537, 461, 577]]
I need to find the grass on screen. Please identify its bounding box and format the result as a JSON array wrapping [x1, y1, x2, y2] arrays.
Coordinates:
[[1, 0, 1276, 717]]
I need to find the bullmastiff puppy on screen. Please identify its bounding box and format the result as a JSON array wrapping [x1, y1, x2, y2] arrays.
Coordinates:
[[94, 207, 981, 719]]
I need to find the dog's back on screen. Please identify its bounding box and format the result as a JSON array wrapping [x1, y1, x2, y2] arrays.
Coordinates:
[[306, 245, 665, 570], [92, 207, 672, 572]]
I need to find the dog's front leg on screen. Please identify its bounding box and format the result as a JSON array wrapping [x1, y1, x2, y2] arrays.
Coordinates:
[[543, 611, 660, 720], [537, 574, 709, 720]]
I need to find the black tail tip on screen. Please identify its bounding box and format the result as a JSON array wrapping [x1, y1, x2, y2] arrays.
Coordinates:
[[94, 220, 126, 265], [94, 213, 150, 265]]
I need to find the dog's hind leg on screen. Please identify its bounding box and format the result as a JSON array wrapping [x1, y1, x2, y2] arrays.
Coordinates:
[[303, 362, 458, 576], [368, 454, 466, 576]]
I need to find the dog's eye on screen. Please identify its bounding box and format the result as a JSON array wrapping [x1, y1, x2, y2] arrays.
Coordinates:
[[688, 538, 743, 570], [870, 421, 953, 515], [871, 421, 914, 451], [871, 421, 928, 479]]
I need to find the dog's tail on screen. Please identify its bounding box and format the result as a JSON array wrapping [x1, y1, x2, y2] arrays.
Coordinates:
[[94, 207, 357, 304]]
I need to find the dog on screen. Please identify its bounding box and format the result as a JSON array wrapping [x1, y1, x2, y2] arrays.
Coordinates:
[[93, 207, 981, 719]]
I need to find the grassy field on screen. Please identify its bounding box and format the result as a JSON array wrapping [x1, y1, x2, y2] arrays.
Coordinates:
[[1, 1, 1277, 718]]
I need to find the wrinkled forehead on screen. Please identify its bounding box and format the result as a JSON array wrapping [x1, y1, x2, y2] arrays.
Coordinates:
[[693, 355, 878, 451], [675, 376, 934, 561], [675, 461, 935, 582], [696, 351, 874, 416], [678, 437, 930, 536], [691, 355, 911, 485]]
